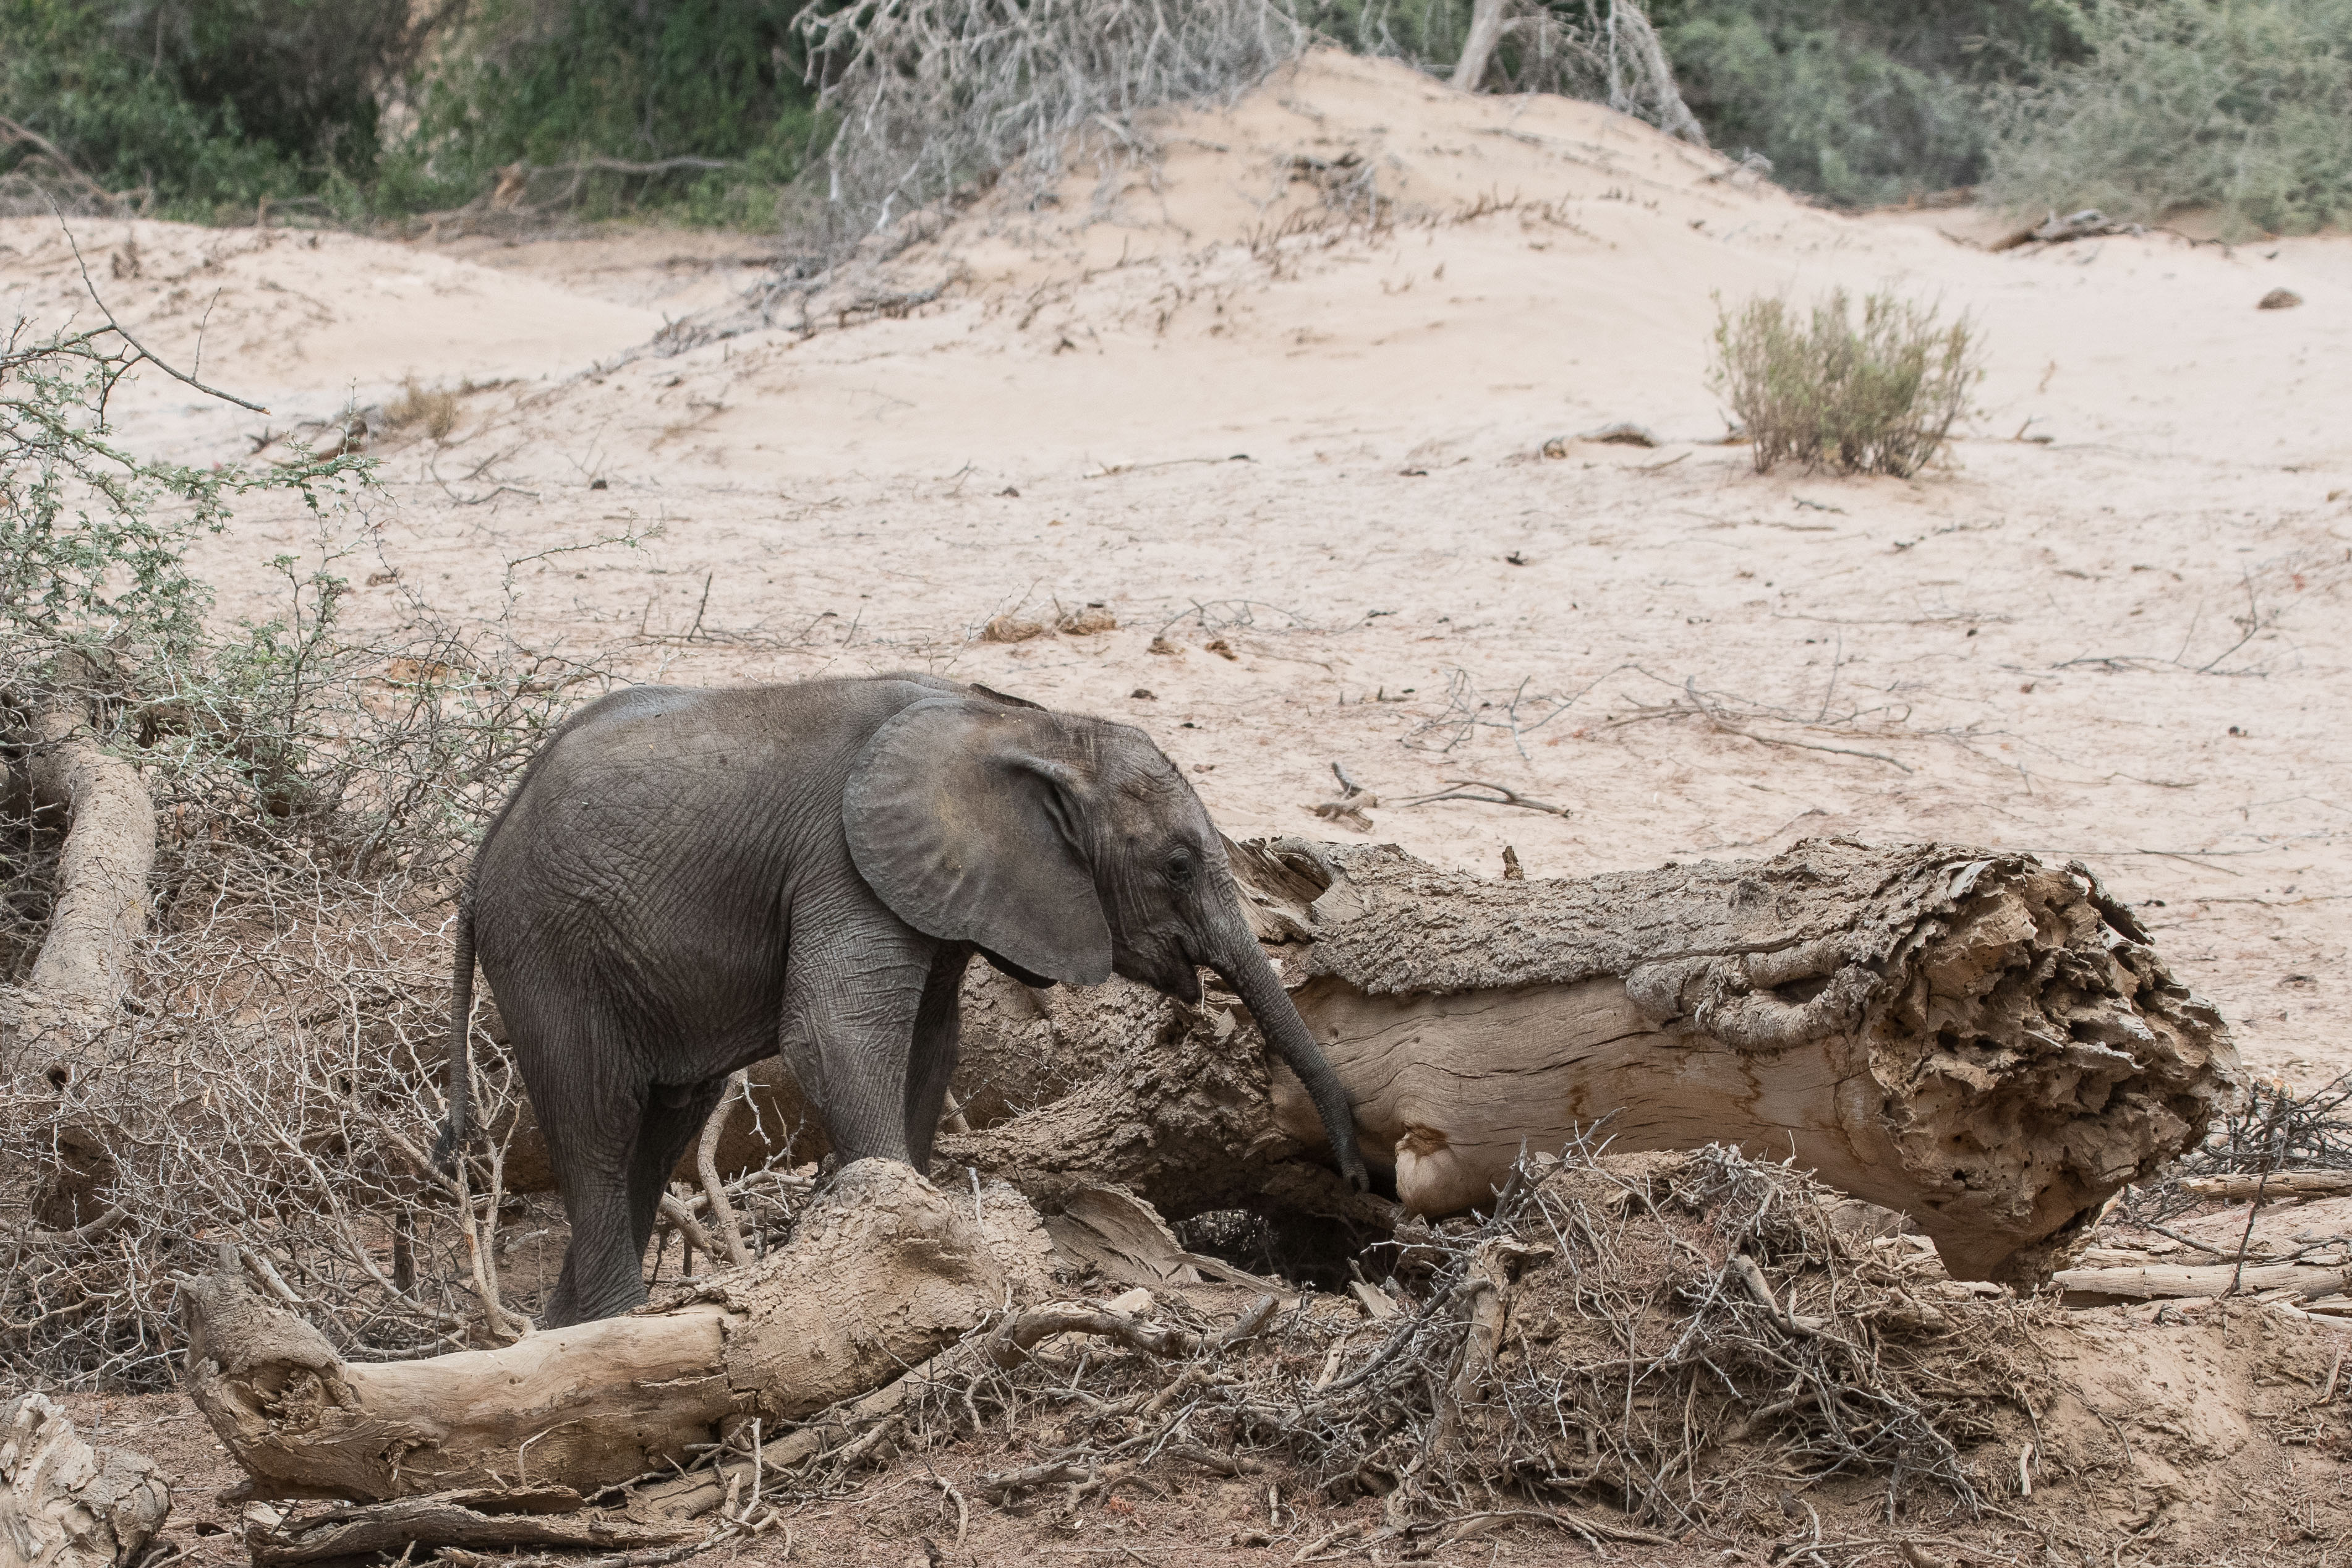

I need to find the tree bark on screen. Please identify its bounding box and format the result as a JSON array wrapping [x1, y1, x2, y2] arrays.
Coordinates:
[[179, 1161, 1053, 1502], [0, 1394, 171, 1568]]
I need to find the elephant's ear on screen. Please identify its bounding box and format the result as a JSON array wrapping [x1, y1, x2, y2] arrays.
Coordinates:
[[843, 697, 1113, 986]]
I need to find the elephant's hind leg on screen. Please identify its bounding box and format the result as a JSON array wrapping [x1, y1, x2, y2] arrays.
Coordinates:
[[516, 997, 660, 1328], [628, 1076, 729, 1269]]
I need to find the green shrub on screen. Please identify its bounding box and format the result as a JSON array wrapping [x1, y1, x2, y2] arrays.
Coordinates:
[[0, 0, 425, 219], [392, 0, 819, 223], [1710, 289, 1981, 477], [1, 0, 820, 224], [1985, 0, 2352, 236], [1649, 0, 2084, 207]]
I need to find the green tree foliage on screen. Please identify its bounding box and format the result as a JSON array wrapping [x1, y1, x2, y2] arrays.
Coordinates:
[[0, 0, 404, 216], [1648, 0, 2083, 206], [1986, 0, 2352, 236], [0, 0, 819, 223], [5, 1, 2343, 229], [386, 0, 819, 222]]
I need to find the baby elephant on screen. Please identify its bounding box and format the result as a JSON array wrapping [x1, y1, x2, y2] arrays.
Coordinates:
[[437, 674, 1367, 1326]]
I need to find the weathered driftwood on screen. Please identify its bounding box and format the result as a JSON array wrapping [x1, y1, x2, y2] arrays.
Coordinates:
[[2179, 1172, 2352, 1204], [2053, 1260, 2352, 1302], [181, 1161, 1049, 1502], [241, 1491, 697, 1567], [0, 1394, 171, 1568]]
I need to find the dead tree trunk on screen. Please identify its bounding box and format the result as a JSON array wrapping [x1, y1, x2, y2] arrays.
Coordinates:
[[19, 702, 153, 1013], [1451, 0, 1508, 90], [0, 699, 158, 1232], [948, 839, 2238, 1284]]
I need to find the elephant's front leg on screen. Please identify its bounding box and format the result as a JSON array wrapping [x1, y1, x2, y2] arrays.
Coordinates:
[[778, 923, 942, 1167], [905, 942, 974, 1170]]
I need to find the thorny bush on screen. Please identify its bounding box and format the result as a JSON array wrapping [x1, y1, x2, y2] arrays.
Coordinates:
[[1, 315, 634, 1382]]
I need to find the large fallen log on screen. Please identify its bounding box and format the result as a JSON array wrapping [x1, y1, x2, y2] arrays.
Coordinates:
[[947, 838, 2238, 1284], [467, 838, 2235, 1285], [180, 1161, 1051, 1501]]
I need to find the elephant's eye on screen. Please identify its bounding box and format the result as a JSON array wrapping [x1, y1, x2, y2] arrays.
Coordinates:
[[1165, 848, 1195, 883]]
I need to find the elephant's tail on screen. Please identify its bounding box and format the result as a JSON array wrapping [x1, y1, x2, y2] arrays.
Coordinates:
[[430, 899, 476, 1174]]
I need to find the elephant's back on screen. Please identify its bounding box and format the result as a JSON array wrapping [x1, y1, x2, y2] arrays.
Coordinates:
[[471, 678, 947, 978]]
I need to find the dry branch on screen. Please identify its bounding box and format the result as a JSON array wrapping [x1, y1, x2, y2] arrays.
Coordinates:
[[1450, 0, 1508, 89], [2179, 1172, 2352, 1203], [179, 1161, 1041, 1501], [242, 1493, 697, 1567], [2052, 1260, 2351, 1300]]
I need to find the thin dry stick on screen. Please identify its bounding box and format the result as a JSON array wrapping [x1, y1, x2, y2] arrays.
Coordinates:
[[1392, 780, 1570, 816], [696, 1072, 754, 1270]]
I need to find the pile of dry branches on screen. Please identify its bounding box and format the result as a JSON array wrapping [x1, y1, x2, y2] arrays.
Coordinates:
[[2116, 1070, 2352, 1229], [679, 1142, 2045, 1551]]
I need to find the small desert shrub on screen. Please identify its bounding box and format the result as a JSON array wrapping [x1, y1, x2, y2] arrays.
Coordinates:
[[1710, 288, 1980, 477], [1985, 0, 2352, 236]]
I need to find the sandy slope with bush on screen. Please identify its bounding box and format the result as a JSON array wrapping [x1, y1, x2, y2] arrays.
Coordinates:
[[6, 50, 2346, 1097]]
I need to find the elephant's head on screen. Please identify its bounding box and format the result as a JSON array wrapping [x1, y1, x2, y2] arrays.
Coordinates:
[[843, 688, 1368, 1189]]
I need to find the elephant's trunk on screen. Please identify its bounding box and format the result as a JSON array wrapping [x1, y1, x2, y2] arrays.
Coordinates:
[[1204, 905, 1370, 1190]]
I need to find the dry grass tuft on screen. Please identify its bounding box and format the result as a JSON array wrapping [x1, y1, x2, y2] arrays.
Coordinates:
[[1710, 289, 1980, 479], [383, 379, 461, 442]]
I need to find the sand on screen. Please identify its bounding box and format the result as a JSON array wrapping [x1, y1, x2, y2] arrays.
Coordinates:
[[4, 47, 2347, 1105]]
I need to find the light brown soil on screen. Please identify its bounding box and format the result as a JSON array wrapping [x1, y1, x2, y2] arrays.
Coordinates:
[[7, 45, 2351, 1568]]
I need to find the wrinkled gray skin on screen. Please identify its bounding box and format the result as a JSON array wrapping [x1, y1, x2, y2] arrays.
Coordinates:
[[435, 675, 1368, 1327]]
